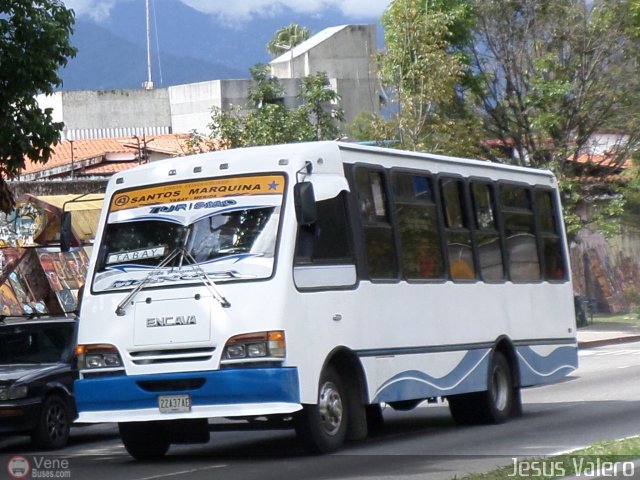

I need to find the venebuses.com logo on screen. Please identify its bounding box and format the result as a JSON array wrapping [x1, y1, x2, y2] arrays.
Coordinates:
[[6, 455, 72, 478], [7, 456, 30, 479]]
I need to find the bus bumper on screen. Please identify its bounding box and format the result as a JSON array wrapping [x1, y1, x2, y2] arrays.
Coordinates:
[[74, 367, 301, 423]]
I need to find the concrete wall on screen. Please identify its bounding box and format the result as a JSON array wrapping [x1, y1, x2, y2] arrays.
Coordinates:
[[9, 180, 108, 198], [169, 80, 223, 134], [61, 89, 172, 140]]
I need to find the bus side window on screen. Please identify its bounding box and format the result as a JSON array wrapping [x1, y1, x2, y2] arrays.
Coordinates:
[[392, 172, 444, 280], [500, 183, 541, 282], [440, 177, 475, 281], [535, 189, 566, 280], [355, 168, 398, 280], [294, 191, 353, 265], [471, 181, 505, 282]]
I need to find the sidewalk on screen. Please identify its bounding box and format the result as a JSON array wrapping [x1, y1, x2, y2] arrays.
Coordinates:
[[577, 320, 640, 349]]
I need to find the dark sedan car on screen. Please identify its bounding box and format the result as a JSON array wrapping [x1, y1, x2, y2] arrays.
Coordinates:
[[0, 317, 78, 450]]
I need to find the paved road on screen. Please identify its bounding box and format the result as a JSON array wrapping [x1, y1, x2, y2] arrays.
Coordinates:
[[2, 342, 640, 480]]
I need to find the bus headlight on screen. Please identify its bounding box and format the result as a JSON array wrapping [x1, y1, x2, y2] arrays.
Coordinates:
[[222, 331, 286, 362], [76, 344, 124, 370]]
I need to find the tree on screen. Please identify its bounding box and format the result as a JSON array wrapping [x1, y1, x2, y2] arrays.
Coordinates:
[[298, 72, 344, 141], [366, 0, 483, 156], [466, 0, 640, 236], [468, 0, 640, 173], [0, 0, 76, 212], [205, 65, 343, 148], [267, 23, 311, 58]]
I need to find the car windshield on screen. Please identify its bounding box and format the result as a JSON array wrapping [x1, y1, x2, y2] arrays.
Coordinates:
[[0, 323, 75, 364]]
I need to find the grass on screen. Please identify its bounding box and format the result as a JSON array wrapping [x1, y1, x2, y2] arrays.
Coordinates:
[[591, 312, 640, 324], [453, 437, 640, 479]]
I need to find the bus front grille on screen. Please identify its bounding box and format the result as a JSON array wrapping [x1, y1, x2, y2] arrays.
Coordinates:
[[129, 347, 216, 365]]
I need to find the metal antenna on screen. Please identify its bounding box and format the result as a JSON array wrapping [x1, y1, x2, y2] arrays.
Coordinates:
[[143, 0, 154, 90]]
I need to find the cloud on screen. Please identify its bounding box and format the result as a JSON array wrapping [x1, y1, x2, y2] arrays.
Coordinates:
[[64, 0, 390, 22], [180, 0, 390, 21], [63, 0, 119, 21]]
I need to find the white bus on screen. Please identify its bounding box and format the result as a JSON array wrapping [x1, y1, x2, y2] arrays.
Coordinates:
[[73, 141, 577, 457]]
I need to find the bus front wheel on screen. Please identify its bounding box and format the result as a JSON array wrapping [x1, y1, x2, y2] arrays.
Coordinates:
[[119, 421, 171, 459], [295, 366, 348, 454]]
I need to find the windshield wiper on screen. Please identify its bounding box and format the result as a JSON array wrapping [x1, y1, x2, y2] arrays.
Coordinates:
[[181, 249, 231, 308], [115, 248, 182, 316], [114, 244, 232, 316]]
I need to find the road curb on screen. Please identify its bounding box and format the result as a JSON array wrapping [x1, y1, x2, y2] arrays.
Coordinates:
[[578, 335, 640, 349]]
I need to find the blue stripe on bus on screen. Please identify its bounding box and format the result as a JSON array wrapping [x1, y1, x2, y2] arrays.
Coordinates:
[[372, 349, 492, 403], [371, 344, 577, 402], [74, 367, 300, 412], [516, 345, 578, 387]]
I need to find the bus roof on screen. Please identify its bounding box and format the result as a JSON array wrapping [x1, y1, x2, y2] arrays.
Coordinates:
[[107, 141, 556, 194]]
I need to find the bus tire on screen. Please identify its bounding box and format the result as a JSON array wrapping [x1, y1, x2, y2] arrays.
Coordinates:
[[295, 366, 348, 454], [119, 421, 170, 459], [480, 351, 516, 423], [448, 351, 517, 425], [447, 393, 478, 425], [365, 404, 384, 433]]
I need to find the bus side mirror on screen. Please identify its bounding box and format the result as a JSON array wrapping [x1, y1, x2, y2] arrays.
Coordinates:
[[294, 182, 317, 226], [60, 211, 72, 252]]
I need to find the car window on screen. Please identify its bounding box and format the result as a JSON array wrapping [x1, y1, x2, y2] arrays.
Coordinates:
[[0, 323, 75, 364]]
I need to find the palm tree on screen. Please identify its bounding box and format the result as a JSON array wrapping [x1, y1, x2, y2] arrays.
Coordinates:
[[267, 23, 311, 58]]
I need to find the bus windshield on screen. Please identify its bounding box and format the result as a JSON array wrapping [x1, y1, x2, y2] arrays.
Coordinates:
[[92, 174, 286, 293], [93, 206, 280, 292]]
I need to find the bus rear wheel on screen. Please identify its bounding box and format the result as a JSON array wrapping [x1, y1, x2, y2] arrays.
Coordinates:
[[448, 351, 518, 425], [119, 421, 170, 459], [295, 366, 348, 454]]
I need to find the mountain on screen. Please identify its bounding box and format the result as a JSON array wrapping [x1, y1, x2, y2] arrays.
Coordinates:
[[59, 0, 380, 91], [59, 21, 244, 91]]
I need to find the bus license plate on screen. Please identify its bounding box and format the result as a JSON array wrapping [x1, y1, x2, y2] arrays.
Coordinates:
[[158, 394, 192, 413]]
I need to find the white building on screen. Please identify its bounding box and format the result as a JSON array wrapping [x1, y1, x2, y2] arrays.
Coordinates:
[[38, 25, 379, 140]]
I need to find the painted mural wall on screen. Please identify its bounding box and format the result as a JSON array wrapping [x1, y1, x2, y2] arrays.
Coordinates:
[[570, 227, 640, 314]]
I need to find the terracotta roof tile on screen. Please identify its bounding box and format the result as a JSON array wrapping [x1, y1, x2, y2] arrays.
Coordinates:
[[78, 161, 141, 175], [21, 138, 134, 175], [19, 134, 198, 179], [573, 153, 632, 169]]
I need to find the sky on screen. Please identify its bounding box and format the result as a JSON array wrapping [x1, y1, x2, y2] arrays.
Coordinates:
[[62, 0, 391, 22]]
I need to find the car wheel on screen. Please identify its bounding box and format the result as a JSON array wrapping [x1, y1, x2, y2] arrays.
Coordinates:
[[31, 394, 71, 450]]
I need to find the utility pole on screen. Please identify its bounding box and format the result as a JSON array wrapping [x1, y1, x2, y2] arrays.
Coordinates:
[[143, 0, 153, 90], [69, 140, 75, 179]]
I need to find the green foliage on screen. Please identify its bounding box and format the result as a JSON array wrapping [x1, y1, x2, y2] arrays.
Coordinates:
[[348, 112, 377, 142], [204, 65, 344, 148], [298, 72, 344, 141], [468, 0, 640, 174], [0, 0, 76, 211], [560, 177, 627, 240], [363, 0, 482, 156], [247, 64, 285, 108], [266, 23, 311, 58]]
